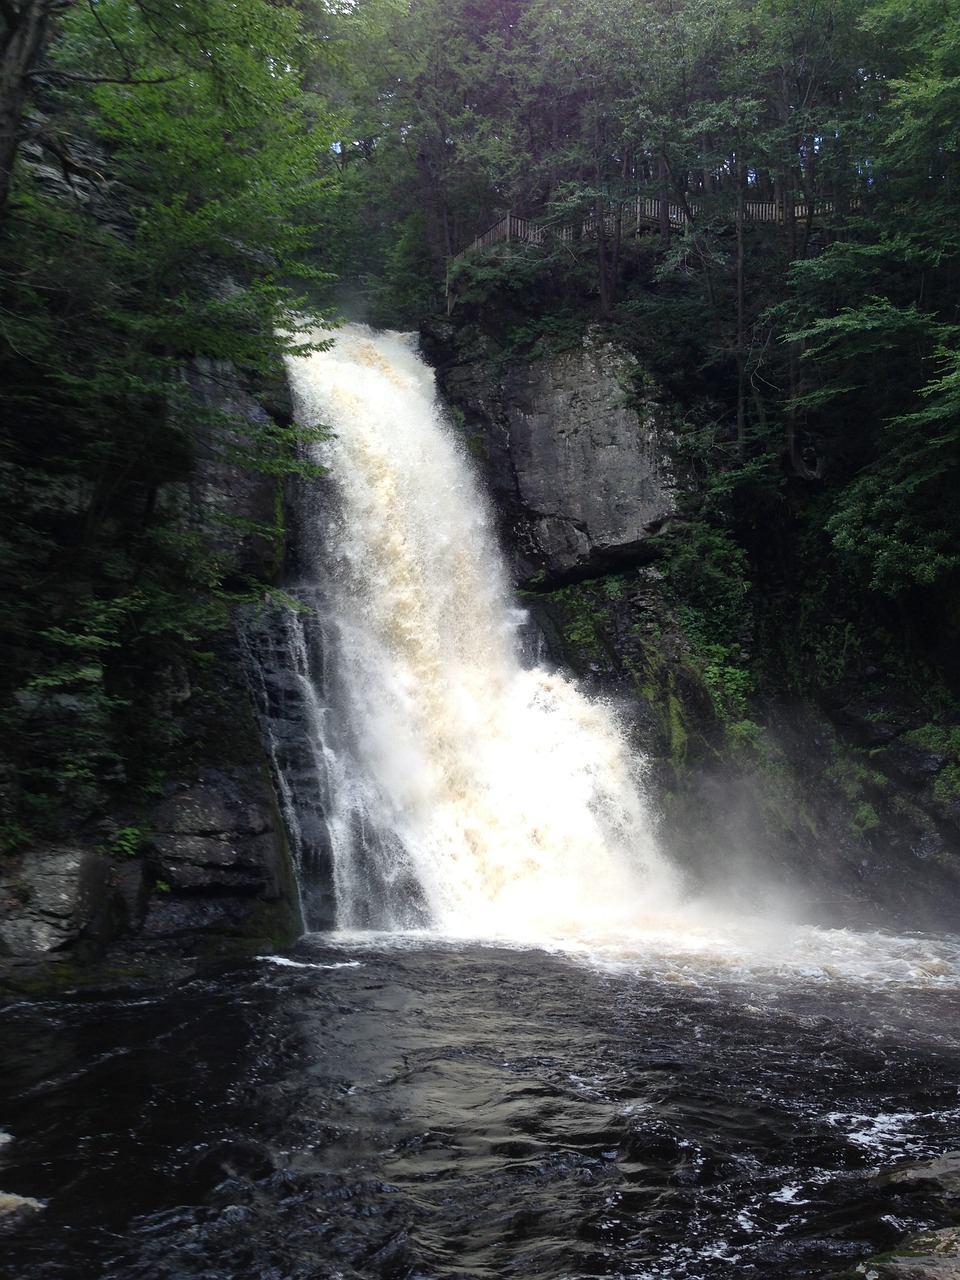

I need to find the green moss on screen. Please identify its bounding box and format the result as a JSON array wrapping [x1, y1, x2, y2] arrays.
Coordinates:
[[728, 718, 764, 753], [825, 750, 885, 803], [666, 688, 689, 763], [538, 583, 612, 667], [850, 802, 881, 837], [905, 722, 960, 756], [0, 956, 155, 999], [899, 722, 960, 802], [934, 763, 960, 803]]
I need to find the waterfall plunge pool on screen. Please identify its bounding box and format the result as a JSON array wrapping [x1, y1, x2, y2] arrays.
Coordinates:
[[3, 933, 960, 1279]]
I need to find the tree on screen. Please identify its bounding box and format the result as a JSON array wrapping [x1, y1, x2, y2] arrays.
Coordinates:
[[0, 1, 78, 215], [783, 0, 960, 591], [0, 0, 340, 838]]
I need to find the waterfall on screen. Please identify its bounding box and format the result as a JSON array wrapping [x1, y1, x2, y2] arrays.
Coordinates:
[[258, 325, 678, 942], [239, 324, 960, 985]]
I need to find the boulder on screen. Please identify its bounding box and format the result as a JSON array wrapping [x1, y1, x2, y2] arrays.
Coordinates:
[[840, 1157, 960, 1280], [851, 1227, 960, 1279], [0, 1192, 45, 1225], [878, 1151, 960, 1217], [0, 847, 122, 957]]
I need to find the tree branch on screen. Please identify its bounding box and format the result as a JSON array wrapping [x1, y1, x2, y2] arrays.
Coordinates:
[[84, 0, 137, 76], [46, 69, 183, 84], [28, 126, 109, 186]]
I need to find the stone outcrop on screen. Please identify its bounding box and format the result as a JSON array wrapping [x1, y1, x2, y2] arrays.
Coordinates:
[[878, 1152, 960, 1225], [849, 1223, 960, 1274], [0, 756, 301, 985], [137, 762, 301, 955], [883, 1230, 960, 1279], [429, 326, 678, 584], [0, 847, 128, 959], [846, 1229, 960, 1280], [151, 784, 283, 896]]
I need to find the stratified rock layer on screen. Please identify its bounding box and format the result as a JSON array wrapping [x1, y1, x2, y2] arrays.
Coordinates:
[[0, 847, 121, 957]]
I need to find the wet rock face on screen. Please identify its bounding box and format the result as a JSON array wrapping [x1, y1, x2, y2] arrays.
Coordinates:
[[0, 414, 297, 988], [150, 783, 282, 897], [853, 1226, 960, 1279], [436, 335, 678, 584], [133, 761, 302, 952], [878, 1152, 960, 1224], [0, 1190, 45, 1227], [0, 847, 128, 958]]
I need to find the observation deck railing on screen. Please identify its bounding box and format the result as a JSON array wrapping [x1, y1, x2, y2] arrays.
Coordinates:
[[449, 195, 858, 266]]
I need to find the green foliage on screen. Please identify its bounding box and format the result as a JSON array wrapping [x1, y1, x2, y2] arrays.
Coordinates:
[[448, 247, 557, 307], [0, 0, 341, 841], [503, 312, 586, 359], [371, 214, 442, 325], [329, 0, 960, 700], [695, 643, 754, 719], [663, 523, 752, 651], [109, 827, 145, 860], [849, 802, 881, 837], [547, 587, 609, 657], [727, 718, 764, 752], [824, 749, 886, 810], [824, 346, 960, 592], [934, 765, 960, 805], [905, 723, 960, 803], [906, 723, 960, 758], [657, 523, 756, 721]]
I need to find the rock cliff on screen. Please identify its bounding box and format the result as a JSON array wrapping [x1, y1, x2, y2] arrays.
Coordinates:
[[0, 362, 301, 992], [427, 325, 678, 586], [427, 321, 960, 931]]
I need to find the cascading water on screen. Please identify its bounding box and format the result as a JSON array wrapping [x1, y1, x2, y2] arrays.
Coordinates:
[[244, 323, 960, 990], [276, 325, 677, 941]]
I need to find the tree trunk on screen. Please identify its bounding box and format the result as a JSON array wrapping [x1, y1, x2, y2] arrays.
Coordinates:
[[658, 153, 670, 248], [596, 200, 622, 318], [736, 159, 747, 455], [784, 338, 817, 479], [0, 1, 74, 218]]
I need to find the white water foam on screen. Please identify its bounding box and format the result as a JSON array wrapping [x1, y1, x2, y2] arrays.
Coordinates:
[[285, 326, 960, 989], [258, 955, 363, 972], [287, 325, 676, 941]]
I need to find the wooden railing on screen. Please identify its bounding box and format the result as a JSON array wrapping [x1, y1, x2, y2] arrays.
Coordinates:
[[450, 195, 858, 264]]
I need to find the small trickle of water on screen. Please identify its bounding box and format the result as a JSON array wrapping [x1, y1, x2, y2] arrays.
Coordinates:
[[284, 325, 677, 940]]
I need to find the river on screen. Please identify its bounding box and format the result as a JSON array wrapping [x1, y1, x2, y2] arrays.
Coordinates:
[[3, 931, 960, 1278]]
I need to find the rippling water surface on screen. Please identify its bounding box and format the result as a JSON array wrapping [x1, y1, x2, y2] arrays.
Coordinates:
[[4, 932, 960, 1279]]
